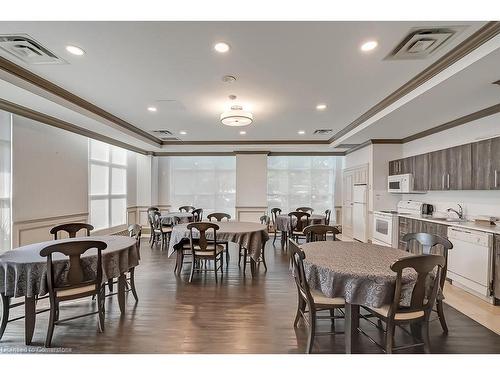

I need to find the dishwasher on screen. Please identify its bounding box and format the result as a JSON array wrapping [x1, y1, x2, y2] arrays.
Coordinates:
[[447, 227, 494, 303]]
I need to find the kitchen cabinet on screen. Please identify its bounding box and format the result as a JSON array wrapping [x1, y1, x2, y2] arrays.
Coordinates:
[[398, 217, 448, 254], [472, 137, 500, 190], [412, 153, 429, 191], [494, 235, 500, 302], [388, 157, 413, 176], [428, 144, 472, 190]]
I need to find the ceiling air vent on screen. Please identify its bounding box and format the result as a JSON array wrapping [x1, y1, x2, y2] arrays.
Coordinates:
[[386, 26, 466, 60], [151, 130, 180, 141], [313, 129, 333, 135], [0, 34, 65, 64]]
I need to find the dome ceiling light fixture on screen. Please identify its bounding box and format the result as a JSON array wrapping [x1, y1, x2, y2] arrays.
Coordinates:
[[220, 105, 253, 127]]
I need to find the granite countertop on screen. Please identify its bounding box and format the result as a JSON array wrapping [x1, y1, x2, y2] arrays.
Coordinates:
[[397, 213, 500, 235]]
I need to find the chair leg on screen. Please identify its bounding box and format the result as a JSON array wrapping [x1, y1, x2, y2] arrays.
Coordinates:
[[436, 300, 448, 334], [214, 258, 218, 283], [45, 303, 57, 348], [238, 245, 242, 267], [329, 309, 335, 331], [189, 259, 195, 282], [97, 289, 105, 332], [384, 321, 395, 354], [0, 293, 10, 340], [306, 308, 316, 354], [225, 244, 230, 268], [422, 320, 431, 354], [273, 230, 277, 245], [293, 297, 305, 328], [129, 268, 139, 302], [261, 245, 267, 271], [107, 278, 113, 293], [243, 248, 248, 274]]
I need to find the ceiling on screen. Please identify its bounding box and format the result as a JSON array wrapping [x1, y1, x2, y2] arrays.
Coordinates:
[[0, 21, 490, 151]]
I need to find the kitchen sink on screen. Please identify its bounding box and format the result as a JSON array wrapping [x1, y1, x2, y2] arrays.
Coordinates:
[[431, 217, 468, 223]]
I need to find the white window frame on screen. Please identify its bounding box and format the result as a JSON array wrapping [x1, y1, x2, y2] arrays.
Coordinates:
[[89, 141, 127, 230]]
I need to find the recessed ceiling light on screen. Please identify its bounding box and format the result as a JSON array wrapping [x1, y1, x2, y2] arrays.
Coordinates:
[[214, 42, 230, 53], [179, 131, 187, 135], [239, 131, 247, 135], [360, 40, 378, 52], [298, 130, 306, 135], [65, 45, 85, 56], [147, 106, 157, 112], [316, 104, 327, 111]]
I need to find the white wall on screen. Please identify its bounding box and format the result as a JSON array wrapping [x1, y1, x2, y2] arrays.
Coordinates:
[[235, 153, 268, 222], [402, 112, 500, 219]]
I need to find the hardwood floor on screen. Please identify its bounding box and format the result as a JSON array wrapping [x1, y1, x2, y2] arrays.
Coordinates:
[[1, 238, 499, 354]]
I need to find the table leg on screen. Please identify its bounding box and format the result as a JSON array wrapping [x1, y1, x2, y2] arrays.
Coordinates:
[[281, 231, 287, 249], [118, 273, 126, 314], [0, 293, 10, 340], [344, 303, 360, 354], [24, 296, 36, 345], [250, 258, 256, 277]]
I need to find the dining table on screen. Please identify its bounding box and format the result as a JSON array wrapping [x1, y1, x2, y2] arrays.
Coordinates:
[[0, 235, 138, 345], [274, 213, 325, 247], [168, 221, 269, 276], [161, 211, 193, 225], [300, 240, 417, 353]]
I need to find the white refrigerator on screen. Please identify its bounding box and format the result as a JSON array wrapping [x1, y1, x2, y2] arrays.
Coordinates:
[[352, 184, 367, 242]]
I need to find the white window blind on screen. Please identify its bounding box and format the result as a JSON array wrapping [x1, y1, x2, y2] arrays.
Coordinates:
[[267, 156, 336, 214], [89, 140, 127, 230], [169, 156, 236, 217], [0, 111, 11, 253]]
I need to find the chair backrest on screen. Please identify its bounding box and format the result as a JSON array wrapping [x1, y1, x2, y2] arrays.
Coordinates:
[[289, 239, 314, 306], [296, 207, 314, 214], [40, 240, 107, 298], [50, 223, 94, 240], [388, 254, 445, 319], [402, 232, 453, 290], [149, 211, 164, 232], [324, 209, 332, 225], [187, 222, 219, 256], [270, 208, 282, 224], [147, 206, 159, 213], [128, 224, 142, 259], [192, 208, 203, 222], [179, 206, 196, 213], [303, 224, 339, 242], [288, 211, 311, 232], [260, 215, 270, 226], [207, 212, 231, 222]]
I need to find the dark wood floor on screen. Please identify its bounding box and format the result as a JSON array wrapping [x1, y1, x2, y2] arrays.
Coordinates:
[[1, 238, 500, 354]]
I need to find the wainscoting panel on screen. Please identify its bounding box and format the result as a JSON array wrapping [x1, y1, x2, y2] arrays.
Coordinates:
[[235, 206, 267, 223]]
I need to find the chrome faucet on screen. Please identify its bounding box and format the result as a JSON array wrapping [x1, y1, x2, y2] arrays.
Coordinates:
[[446, 204, 464, 219]]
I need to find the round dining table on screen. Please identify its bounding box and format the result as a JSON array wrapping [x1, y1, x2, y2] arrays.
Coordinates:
[[161, 211, 193, 225], [300, 240, 417, 353], [0, 235, 138, 345], [168, 221, 269, 276]]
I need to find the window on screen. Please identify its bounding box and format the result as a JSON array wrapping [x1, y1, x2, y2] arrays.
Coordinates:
[[169, 156, 236, 217], [0, 111, 11, 253], [89, 140, 127, 230], [267, 156, 337, 214]]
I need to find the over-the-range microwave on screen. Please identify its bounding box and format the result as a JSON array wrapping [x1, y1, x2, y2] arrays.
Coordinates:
[[387, 173, 425, 193]]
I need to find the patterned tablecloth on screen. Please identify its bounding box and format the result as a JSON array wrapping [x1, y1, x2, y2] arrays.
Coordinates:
[[274, 214, 325, 232], [301, 241, 417, 308], [161, 211, 193, 225], [168, 221, 269, 261], [0, 236, 138, 298]]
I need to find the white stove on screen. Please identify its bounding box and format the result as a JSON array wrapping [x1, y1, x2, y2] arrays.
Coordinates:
[[372, 201, 433, 248]]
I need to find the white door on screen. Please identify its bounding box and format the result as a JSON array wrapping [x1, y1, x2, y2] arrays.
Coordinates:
[[353, 202, 367, 242]]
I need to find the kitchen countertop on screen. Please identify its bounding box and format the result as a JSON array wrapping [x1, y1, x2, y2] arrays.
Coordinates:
[[397, 213, 500, 235]]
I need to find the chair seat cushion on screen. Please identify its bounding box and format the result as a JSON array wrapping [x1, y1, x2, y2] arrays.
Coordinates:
[[56, 284, 95, 298], [310, 290, 345, 306], [193, 244, 225, 256], [370, 305, 425, 321]]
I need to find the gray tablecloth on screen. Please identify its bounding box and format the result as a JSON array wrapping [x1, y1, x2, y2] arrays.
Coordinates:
[[0, 235, 138, 298], [274, 214, 325, 232], [168, 221, 269, 261], [301, 241, 417, 308], [161, 212, 193, 225]]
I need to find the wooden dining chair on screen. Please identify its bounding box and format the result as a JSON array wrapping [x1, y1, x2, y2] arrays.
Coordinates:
[[402, 232, 453, 333], [50, 223, 94, 240], [192, 208, 203, 222], [270, 208, 282, 245], [207, 212, 231, 221], [147, 207, 159, 244], [150, 211, 172, 250], [303, 224, 340, 242], [289, 240, 345, 354], [187, 222, 224, 283], [296, 207, 314, 214], [288, 211, 310, 243], [179, 205, 195, 213], [39, 240, 107, 347], [324, 209, 332, 225], [359, 254, 445, 354]]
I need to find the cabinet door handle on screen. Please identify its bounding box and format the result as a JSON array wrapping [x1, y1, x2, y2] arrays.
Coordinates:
[[495, 169, 498, 188], [447, 173, 450, 189], [441, 174, 445, 190]]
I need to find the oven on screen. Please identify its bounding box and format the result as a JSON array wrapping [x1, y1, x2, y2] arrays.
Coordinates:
[[372, 211, 398, 248]]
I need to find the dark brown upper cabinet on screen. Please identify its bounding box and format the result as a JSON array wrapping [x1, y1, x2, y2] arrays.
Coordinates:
[[388, 157, 413, 175], [412, 153, 429, 191], [429, 144, 472, 190], [471, 137, 500, 190]]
